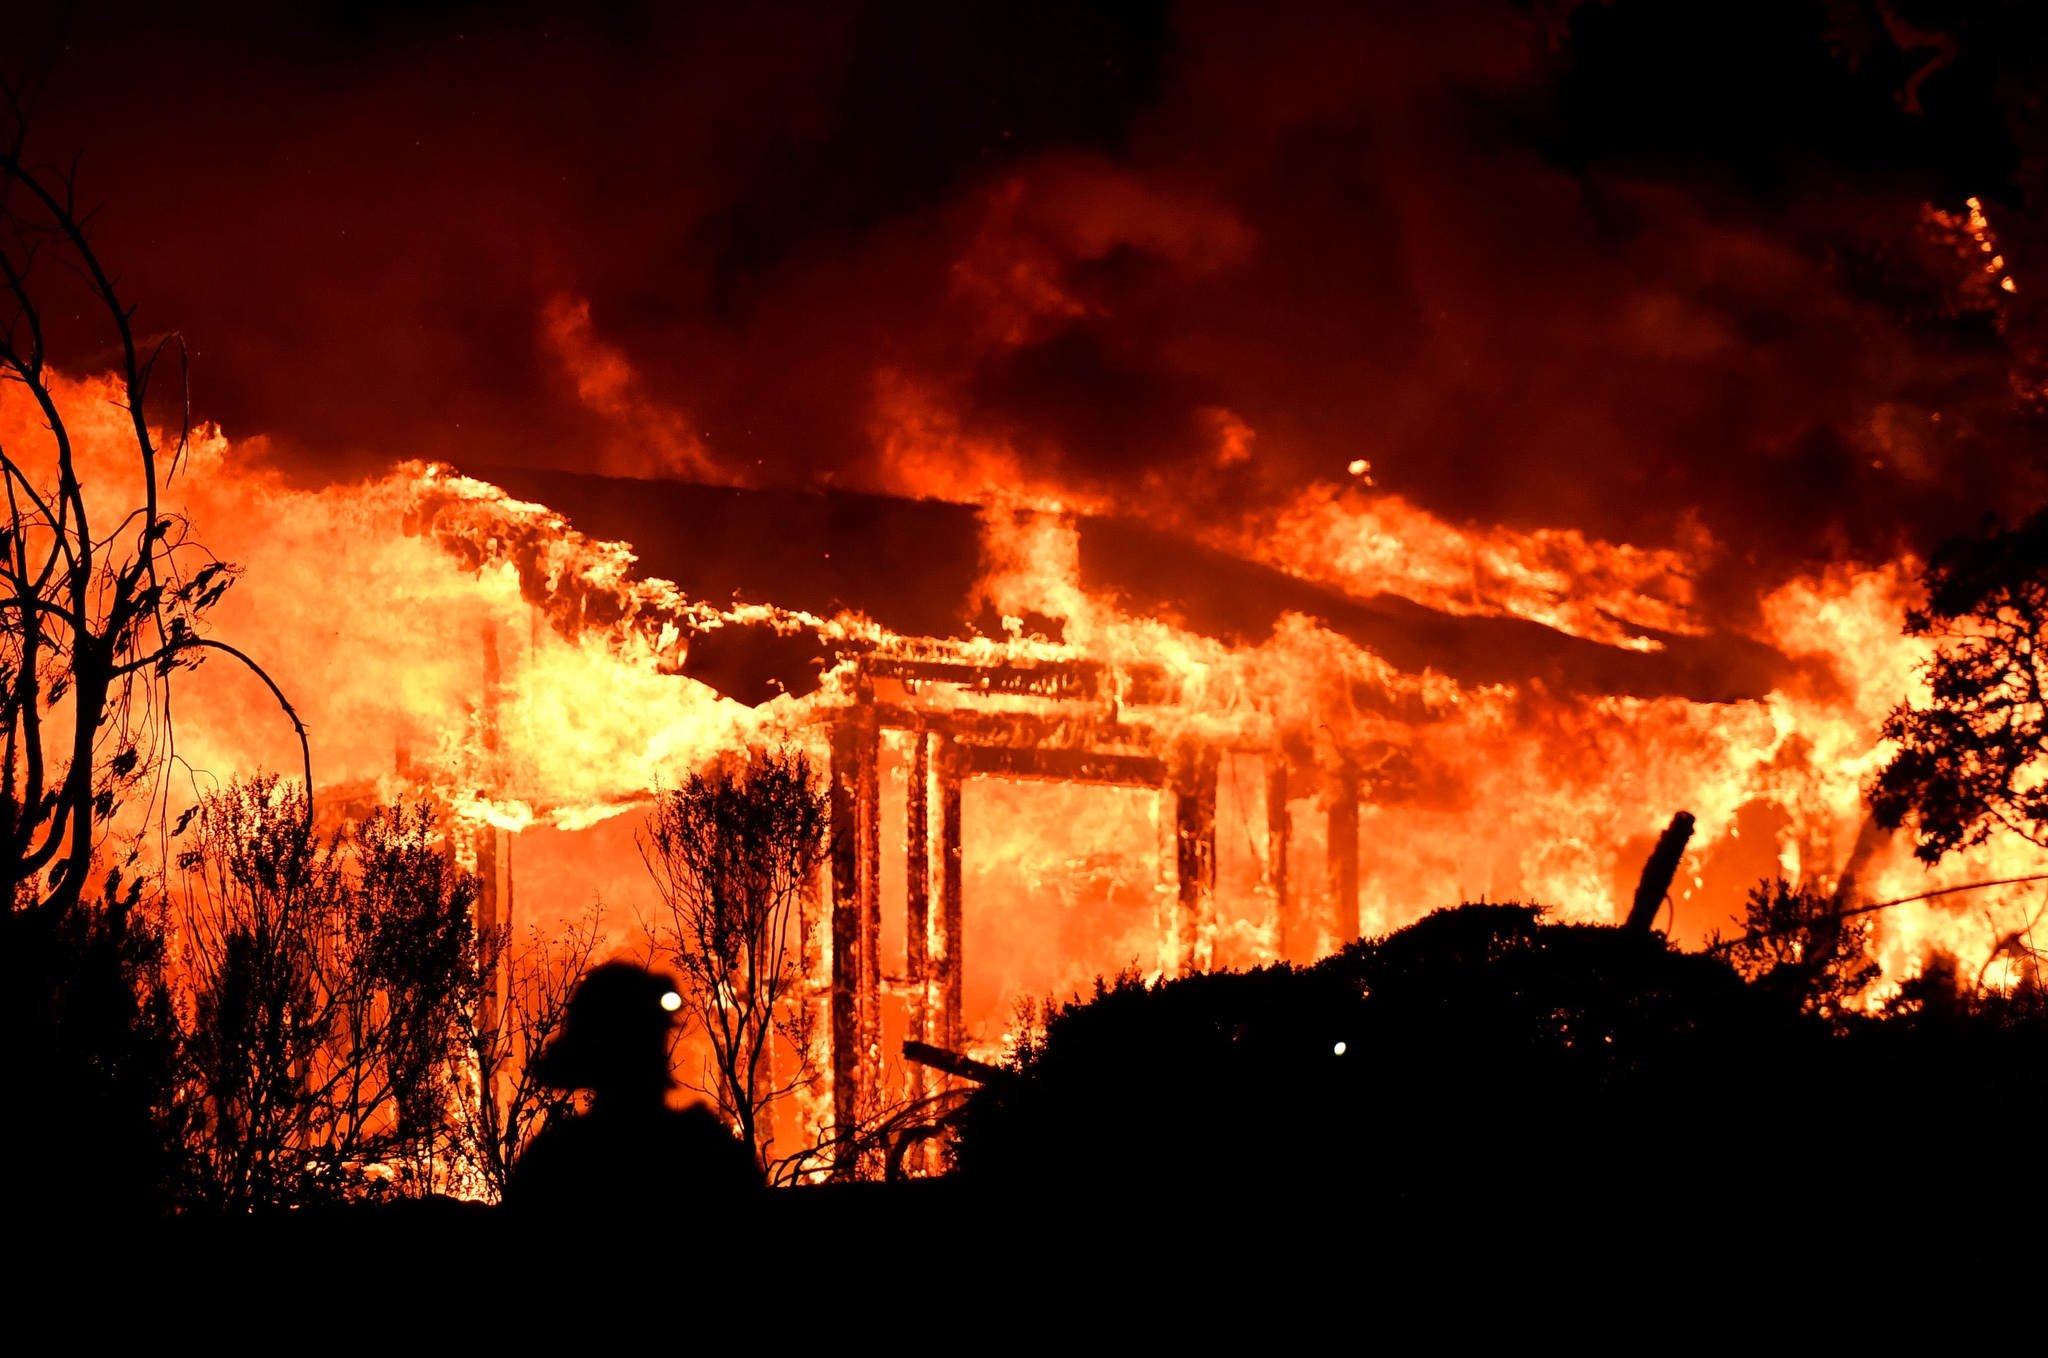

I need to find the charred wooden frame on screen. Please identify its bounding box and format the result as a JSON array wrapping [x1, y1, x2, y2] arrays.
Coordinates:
[[816, 654, 1360, 1172], [411, 637, 1361, 1180]]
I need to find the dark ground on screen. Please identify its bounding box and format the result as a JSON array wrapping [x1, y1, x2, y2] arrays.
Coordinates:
[[27, 1158, 2031, 1348]]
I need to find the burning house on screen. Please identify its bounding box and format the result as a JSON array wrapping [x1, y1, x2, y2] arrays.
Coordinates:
[[377, 461, 1957, 1156], [10, 350, 2042, 1178], [11, 2, 2045, 1190]]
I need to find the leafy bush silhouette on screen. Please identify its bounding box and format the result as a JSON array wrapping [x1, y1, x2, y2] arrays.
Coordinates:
[[951, 961, 1370, 1202], [1711, 877, 1880, 1025], [952, 904, 1823, 1214], [2, 873, 185, 1223]]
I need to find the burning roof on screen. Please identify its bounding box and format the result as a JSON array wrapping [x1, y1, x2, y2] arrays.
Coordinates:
[[446, 465, 1791, 709], [4, 356, 2021, 1009]]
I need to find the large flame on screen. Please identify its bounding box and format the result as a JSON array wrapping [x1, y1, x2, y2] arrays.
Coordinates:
[[12, 358, 2041, 1078]]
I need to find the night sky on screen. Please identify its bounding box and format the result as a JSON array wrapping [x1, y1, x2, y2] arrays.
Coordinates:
[[18, 0, 2048, 623]]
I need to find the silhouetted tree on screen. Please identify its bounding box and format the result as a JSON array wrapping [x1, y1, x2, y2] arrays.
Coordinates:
[[1, 864, 186, 1221], [1870, 508, 2048, 861], [178, 776, 337, 1209], [0, 98, 303, 921], [1, 94, 301, 1220], [1710, 877, 1881, 1026], [178, 774, 482, 1208], [641, 744, 826, 1174], [330, 802, 482, 1194], [450, 901, 605, 1202]]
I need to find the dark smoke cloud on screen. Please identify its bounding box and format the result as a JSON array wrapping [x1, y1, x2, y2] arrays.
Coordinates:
[[22, 0, 2048, 621]]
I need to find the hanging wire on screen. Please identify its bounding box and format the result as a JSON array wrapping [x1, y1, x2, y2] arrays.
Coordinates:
[[1706, 872, 2048, 954]]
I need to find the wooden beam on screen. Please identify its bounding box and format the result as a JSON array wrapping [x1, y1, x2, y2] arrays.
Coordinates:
[[906, 732, 930, 1048], [1626, 811, 1695, 933], [867, 702, 1156, 755], [961, 743, 1167, 788], [860, 655, 1177, 706], [902, 1040, 1011, 1087], [1174, 746, 1218, 975]]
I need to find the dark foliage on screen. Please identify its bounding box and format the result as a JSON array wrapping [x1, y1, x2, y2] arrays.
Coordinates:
[[1710, 877, 1882, 1024], [1, 873, 184, 1224], [949, 961, 1373, 1202], [951, 903, 1830, 1219], [952, 898, 2045, 1276], [1871, 507, 2048, 861], [178, 774, 485, 1209]]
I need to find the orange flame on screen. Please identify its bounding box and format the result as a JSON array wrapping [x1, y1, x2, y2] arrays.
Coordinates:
[[11, 361, 2040, 1074]]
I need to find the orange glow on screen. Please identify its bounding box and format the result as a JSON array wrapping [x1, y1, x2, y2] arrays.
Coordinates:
[[1242, 484, 1703, 650], [11, 349, 2040, 1147]]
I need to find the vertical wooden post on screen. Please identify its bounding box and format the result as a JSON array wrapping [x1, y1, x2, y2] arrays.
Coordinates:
[[827, 716, 869, 1173], [855, 710, 882, 1147], [1266, 758, 1292, 960], [1327, 766, 1359, 950], [906, 733, 930, 1056], [1173, 746, 1218, 975], [934, 735, 964, 1057], [901, 732, 932, 1174]]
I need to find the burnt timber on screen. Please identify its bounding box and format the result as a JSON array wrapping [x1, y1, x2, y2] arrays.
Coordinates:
[[819, 651, 1353, 1161]]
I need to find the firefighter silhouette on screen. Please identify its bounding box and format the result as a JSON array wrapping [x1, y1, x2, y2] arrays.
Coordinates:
[[504, 961, 762, 1218]]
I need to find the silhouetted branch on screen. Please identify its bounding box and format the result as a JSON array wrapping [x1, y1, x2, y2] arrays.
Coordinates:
[[1708, 873, 2048, 953], [0, 93, 301, 916]]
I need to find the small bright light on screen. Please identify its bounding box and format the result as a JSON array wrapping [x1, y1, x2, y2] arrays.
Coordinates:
[[660, 990, 684, 1012], [1332, 1041, 1347, 1057], [1346, 458, 1369, 477]]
